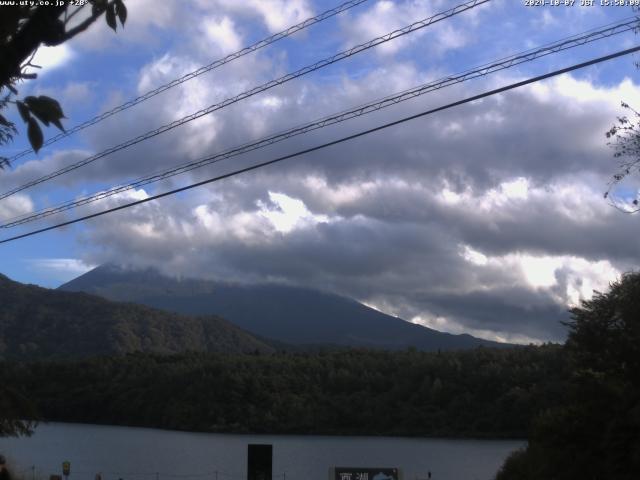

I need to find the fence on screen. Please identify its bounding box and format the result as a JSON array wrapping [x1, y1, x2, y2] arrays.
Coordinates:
[[11, 466, 289, 480]]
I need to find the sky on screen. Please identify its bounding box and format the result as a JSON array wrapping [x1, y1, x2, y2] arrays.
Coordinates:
[[1, 0, 640, 344]]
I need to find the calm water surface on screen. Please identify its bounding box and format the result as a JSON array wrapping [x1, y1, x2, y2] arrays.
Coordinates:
[[0, 423, 524, 480]]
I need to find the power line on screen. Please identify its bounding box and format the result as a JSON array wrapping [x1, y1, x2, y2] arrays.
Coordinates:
[[3, 16, 637, 228], [0, 0, 490, 201], [1, 45, 638, 245], [6, 0, 372, 165]]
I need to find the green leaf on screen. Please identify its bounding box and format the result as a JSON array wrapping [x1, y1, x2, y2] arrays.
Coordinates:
[[27, 117, 44, 153], [25, 97, 50, 126], [106, 3, 117, 31], [24, 96, 66, 131], [37, 95, 65, 119], [91, 0, 108, 16], [115, 0, 127, 26], [16, 101, 30, 123], [51, 118, 65, 132], [0, 114, 11, 127]]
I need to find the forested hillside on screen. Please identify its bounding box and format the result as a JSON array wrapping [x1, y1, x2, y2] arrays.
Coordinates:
[[0, 273, 274, 360], [496, 272, 640, 479], [1, 346, 565, 438]]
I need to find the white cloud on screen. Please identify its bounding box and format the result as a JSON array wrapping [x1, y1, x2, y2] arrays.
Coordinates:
[[193, 203, 271, 244], [0, 194, 33, 222], [201, 16, 243, 55], [517, 255, 561, 289], [210, 0, 313, 33], [137, 54, 183, 93], [458, 245, 622, 306], [66, 0, 178, 50], [410, 314, 544, 345], [528, 75, 640, 112], [461, 245, 488, 266], [66, 65, 640, 342], [26, 258, 96, 283], [24, 44, 74, 75], [480, 177, 530, 209], [14, 3, 640, 345], [342, 0, 471, 56], [258, 191, 329, 233], [253, 0, 312, 32]]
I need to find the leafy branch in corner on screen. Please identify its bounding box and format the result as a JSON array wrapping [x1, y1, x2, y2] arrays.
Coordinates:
[[0, 0, 127, 165], [0, 94, 17, 169], [0, 0, 127, 439], [604, 101, 640, 213]]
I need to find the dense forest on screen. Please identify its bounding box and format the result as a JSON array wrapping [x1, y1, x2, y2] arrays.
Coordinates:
[[0, 273, 274, 360], [3, 273, 639, 478], [496, 272, 640, 479], [0, 345, 565, 438]]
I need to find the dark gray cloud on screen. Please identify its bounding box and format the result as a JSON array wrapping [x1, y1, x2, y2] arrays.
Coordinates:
[[63, 68, 639, 343], [5, 1, 639, 343]]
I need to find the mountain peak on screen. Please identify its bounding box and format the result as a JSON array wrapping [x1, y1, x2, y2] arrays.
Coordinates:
[[61, 265, 508, 351]]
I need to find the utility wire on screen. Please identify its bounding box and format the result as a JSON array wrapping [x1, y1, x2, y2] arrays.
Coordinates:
[[6, 0, 372, 165], [1, 45, 638, 245], [2, 16, 637, 228], [0, 0, 490, 201]]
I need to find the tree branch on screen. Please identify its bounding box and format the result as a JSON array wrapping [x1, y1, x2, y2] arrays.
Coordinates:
[[0, 2, 115, 87], [0, 6, 66, 87], [64, 5, 86, 26], [58, 2, 114, 43]]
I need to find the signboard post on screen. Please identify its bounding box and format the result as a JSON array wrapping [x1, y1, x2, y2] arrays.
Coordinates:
[[247, 444, 272, 480], [331, 467, 400, 480]]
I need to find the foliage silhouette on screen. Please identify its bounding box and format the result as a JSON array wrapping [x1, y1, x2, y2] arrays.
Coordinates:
[[496, 272, 640, 479], [1, 345, 566, 438], [0, 0, 127, 165]]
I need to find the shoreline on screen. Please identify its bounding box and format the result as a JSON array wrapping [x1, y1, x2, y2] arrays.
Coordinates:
[[7, 420, 528, 442]]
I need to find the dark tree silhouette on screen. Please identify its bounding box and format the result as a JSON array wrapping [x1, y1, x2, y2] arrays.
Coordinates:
[[604, 10, 640, 212], [0, 386, 37, 437], [0, 1, 127, 437], [0, 346, 567, 438], [605, 102, 640, 212], [497, 272, 640, 480], [0, 0, 127, 168]]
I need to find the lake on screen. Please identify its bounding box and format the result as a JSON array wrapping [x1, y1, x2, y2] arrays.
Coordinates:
[[0, 423, 523, 480]]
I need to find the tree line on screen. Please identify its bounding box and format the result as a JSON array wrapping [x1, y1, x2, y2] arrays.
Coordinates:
[[496, 272, 640, 479], [1, 345, 565, 439], [3, 272, 638, 478]]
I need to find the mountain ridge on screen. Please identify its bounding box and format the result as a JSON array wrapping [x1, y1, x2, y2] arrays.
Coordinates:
[[0, 272, 274, 360], [59, 264, 508, 351]]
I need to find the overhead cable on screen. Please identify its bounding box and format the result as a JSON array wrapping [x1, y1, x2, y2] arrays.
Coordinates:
[[0, 0, 490, 201], [5, 0, 372, 164], [3, 16, 637, 228], [1, 44, 638, 245]]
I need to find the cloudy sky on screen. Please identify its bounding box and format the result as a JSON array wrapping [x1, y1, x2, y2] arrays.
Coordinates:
[[1, 0, 640, 343]]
